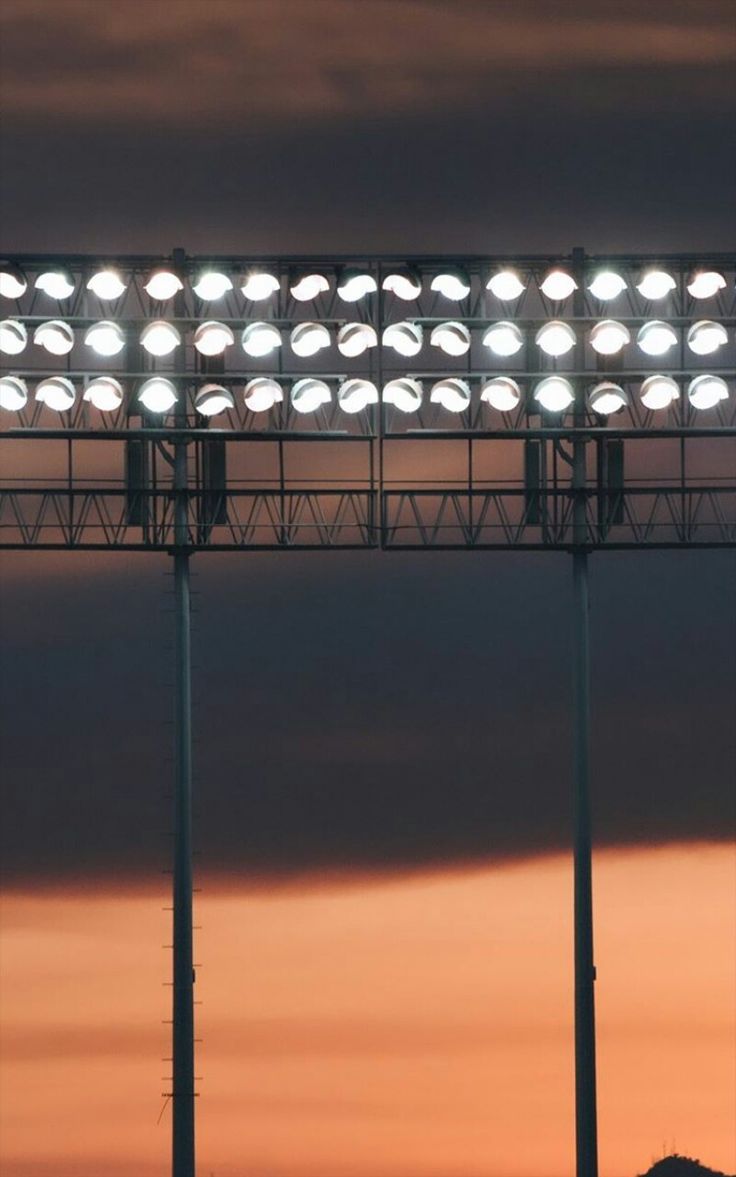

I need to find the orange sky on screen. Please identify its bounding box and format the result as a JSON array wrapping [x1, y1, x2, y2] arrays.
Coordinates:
[[1, 844, 734, 1177]]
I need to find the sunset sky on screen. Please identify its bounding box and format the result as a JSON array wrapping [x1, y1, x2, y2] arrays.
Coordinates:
[[1, 2, 735, 1176]]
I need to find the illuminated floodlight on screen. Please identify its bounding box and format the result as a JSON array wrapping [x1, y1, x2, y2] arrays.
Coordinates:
[[33, 320, 75, 356], [337, 378, 379, 414], [430, 267, 470, 300], [337, 269, 377, 302], [192, 270, 232, 300], [382, 321, 423, 357], [85, 320, 125, 356], [687, 374, 729, 410], [430, 377, 471, 413], [83, 377, 124, 412], [534, 375, 575, 412], [536, 320, 576, 357], [241, 270, 280, 301], [383, 377, 422, 413], [290, 271, 329, 302], [636, 269, 676, 301], [637, 320, 677, 357], [0, 264, 27, 299], [640, 374, 680, 411], [87, 268, 126, 300], [36, 376, 76, 412], [589, 320, 630, 356], [291, 377, 331, 413], [540, 269, 577, 300], [588, 271, 626, 301], [337, 322, 377, 357], [290, 322, 331, 357], [244, 377, 283, 412], [687, 320, 728, 356], [0, 375, 28, 411], [588, 381, 629, 415], [480, 376, 522, 411], [687, 270, 726, 300], [144, 268, 183, 301], [486, 268, 525, 301], [0, 318, 27, 355], [194, 321, 234, 356], [141, 319, 181, 357], [138, 376, 178, 413], [382, 267, 422, 301], [35, 269, 75, 300], [430, 321, 471, 357], [195, 383, 235, 416], [242, 321, 282, 357], [483, 320, 523, 357]]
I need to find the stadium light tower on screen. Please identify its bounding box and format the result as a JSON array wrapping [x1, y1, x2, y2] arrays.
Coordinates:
[[1, 247, 735, 1177]]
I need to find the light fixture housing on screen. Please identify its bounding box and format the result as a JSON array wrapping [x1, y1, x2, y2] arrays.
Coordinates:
[[241, 270, 280, 301], [534, 376, 575, 412], [636, 269, 676, 301], [36, 376, 76, 411], [241, 321, 282, 357], [430, 321, 471, 357], [193, 321, 234, 356], [536, 320, 576, 357], [383, 377, 423, 413], [337, 322, 377, 358], [290, 322, 331, 357], [141, 319, 181, 357], [244, 377, 284, 412], [290, 271, 329, 302], [382, 321, 423, 357], [589, 320, 630, 356], [138, 377, 178, 413], [144, 268, 183, 301], [382, 267, 422, 301], [85, 320, 126, 356], [486, 268, 525, 301], [540, 269, 577, 300], [33, 320, 75, 356], [0, 375, 28, 411], [195, 383, 235, 416], [686, 270, 726, 300], [192, 270, 232, 300], [0, 318, 27, 355], [637, 320, 677, 357], [588, 381, 629, 415], [687, 374, 729, 410], [87, 268, 126, 300], [640, 374, 680, 411], [483, 321, 524, 357], [0, 264, 27, 299], [686, 320, 728, 356], [430, 377, 471, 412], [337, 378, 379, 414], [35, 269, 75, 300], [588, 271, 627, 301], [337, 269, 378, 302], [480, 376, 522, 412], [83, 376, 124, 412], [291, 377, 332, 413], [430, 267, 470, 300]]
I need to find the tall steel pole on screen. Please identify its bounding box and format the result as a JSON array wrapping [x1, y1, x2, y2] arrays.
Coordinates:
[[571, 248, 598, 1177], [171, 253, 196, 1177]]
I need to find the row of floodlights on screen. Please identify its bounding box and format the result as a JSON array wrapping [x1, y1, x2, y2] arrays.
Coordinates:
[[1, 318, 732, 359], [0, 264, 732, 305], [1, 374, 728, 415]]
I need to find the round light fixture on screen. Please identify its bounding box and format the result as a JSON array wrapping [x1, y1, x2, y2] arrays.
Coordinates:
[[290, 272, 329, 302], [382, 377, 423, 413], [430, 377, 471, 413], [636, 269, 676, 301], [192, 270, 232, 300], [141, 319, 181, 357], [0, 375, 28, 411], [687, 270, 726, 300], [337, 269, 377, 302], [241, 271, 280, 301], [291, 378, 332, 413], [486, 269, 525, 300], [588, 381, 629, 415], [85, 320, 125, 356], [244, 377, 284, 412], [138, 377, 178, 413], [193, 321, 234, 356], [35, 269, 75, 300], [0, 264, 27, 300], [87, 269, 126, 300], [83, 377, 124, 412], [589, 320, 630, 355], [195, 384, 235, 416], [430, 268, 470, 300], [144, 268, 183, 301], [36, 376, 76, 412], [382, 321, 423, 357], [33, 320, 75, 356], [242, 321, 282, 357], [290, 322, 331, 358], [430, 321, 471, 356], [337, 322, 377, 357], [686, 320, 728, 356], [0, 318, 27, 355], [540, 269, 577, 300], [588, 271, 626, 301], [640, 374, 680, 411], [687, 374, 729, 410], [480, 377, 522, 412], [382, 267, 422, 300], [482, 320, 523, 357], [337, 378, 379, 414], [534, 376, 575, 412], [536, 320, 576, 357], [637, 320, 677, 357]]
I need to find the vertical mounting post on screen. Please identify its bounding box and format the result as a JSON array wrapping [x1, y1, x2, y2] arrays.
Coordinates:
[[571, 246, 598, 1177]]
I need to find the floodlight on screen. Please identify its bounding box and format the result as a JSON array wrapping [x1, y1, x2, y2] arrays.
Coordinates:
[[430, 267, 470, 300], [0, 264, 27, 299], [382, 321, 423, 357], [430, 377, 471, 412], [636, 269, 676, 300], [534, 376, 575, 412], [640, 374, 680, 411], [588, 381, 628, 415], [382, 267, 422, 300], [480, 376, 522, 411], [144, 268, 183, 301], [588, 271, 626, 301], [687, 320, 728, 356], [141, 320, 181, 357], [87, 268, 126, 300], [290, 271, 329, 301], [486, 268, 525, 300], [637, 320, 677, 357], [195, 383, 235, 416], [382, 377, 423, 413], [35, 269, 75, 300], [483, 321, 524, 357], [687, 270, 726, 299], [36, 376, 76, 411], [430, 321, 471, 356], [337, 269, 377, 302], [138, 377, 178, 413], [192, 270, 232, 300], [687, 374, 729, 410], [0, 318, 27, 355], [241, 270, 280, 301], [540, 269, 577, 300], [337, 322, 377, 357], [337, 378, 379, 414], [244, 377, 283, 412], [33, 320, 75, 356], [241, 321, 282, 357], [290, 322, 331, 357], [536, 320, 576, 357], [291, 377, 331, 413], [83, 377, 124, 412], [85, 320, 126, 356], [589, 320, 630, 356], [193, 321, 234, 356], [0, 375, 28, 411]]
